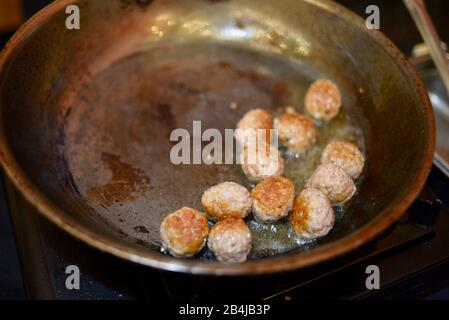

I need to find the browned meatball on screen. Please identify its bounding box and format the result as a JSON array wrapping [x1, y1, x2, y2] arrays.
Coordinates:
[[240, 144, 285, 182], [306, 163, 356, 204], [208, 218, 252, 263], [202, 182, 252, 220], [160, 207, 209, 258], [321, 140, 365, 179], [251, 176, 295, 223], [305, 79, 342, 121], [235, 109, 273, 146], [290, 188, 335, 239], [274, 109, 317, 153]]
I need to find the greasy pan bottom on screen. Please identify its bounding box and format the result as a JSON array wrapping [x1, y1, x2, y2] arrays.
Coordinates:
[[65, 42, 366, 260]]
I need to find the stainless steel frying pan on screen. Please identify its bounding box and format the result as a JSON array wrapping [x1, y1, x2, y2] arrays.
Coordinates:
[[0, 0, 435, 275]]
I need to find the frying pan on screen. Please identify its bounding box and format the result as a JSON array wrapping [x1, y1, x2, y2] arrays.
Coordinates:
[[0, 0, 435, 275]]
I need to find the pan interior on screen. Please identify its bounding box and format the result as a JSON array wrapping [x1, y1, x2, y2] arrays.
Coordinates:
[[61, 41, 367, 260]]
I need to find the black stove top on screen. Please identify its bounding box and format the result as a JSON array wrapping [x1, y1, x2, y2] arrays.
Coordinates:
[[1, 0, 449, 301], [2, 167, 449, 300]]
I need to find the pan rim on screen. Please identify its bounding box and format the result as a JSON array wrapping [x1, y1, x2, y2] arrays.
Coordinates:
[[0, 0, 436, 276]]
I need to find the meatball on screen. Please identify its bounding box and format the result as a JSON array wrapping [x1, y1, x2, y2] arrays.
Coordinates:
[[240, 144, 285, 182], [202, 182, 252, 220], [160, 207, 209, 258], [208, 218, 252, 263], [274, 109, 317, 153], [306, 163, 356, 204], [290, 188, 335, 239], [235, 109, 273, 146], [305, 79, 342, 121], [251, 176, 295, 223], [321, 140, 365, 179]]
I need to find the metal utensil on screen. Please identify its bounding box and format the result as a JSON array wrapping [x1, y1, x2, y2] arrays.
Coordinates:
[[404, 0, 449, 96], [405, 0, 449, 178]]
